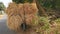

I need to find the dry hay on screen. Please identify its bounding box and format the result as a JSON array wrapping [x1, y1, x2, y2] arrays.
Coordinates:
[[5, 2, 38, 33]]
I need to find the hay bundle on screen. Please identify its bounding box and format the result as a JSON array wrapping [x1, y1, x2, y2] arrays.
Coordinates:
[[23, 3, 38, 26], [5, 3, 38, 31]]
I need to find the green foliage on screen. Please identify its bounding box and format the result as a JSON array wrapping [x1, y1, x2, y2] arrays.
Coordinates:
[[39, 17, 50, 30], [55, 0, 60, 8], [38, 0, 60, 9], [12, 0, 24, 3], [0, 2, 5, 15], [43, 0, 52, 8], [12, 0, 33, 4], [42, 0, 56, 9], [0, 2, 5, 11], [55, 18, 60, 23]]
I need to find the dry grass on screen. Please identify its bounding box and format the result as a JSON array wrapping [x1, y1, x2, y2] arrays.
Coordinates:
[[5, 3, 38, 33]]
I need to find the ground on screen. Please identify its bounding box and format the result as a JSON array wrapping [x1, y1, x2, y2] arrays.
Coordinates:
[[0, 14, 16, 34]]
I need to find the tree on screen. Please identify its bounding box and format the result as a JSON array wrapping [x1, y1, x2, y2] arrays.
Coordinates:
[[0, 2, 5, 14], [0, 2, 5, 11], [34, 0, 48, 16], [12, 0, 33, 4]]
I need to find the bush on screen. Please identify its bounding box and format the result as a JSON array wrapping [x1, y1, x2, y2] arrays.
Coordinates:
[[38, 17, 50, 30], [55, 18, 60, 23]]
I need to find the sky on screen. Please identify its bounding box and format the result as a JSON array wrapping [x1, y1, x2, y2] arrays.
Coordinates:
[[0, 0, 12, 7]]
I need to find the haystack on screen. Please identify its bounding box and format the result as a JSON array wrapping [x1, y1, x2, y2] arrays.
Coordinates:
[[5, 2, 38, 33]]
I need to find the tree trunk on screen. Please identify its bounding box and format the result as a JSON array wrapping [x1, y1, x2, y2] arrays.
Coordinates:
[[33, 0, 48, 16]]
